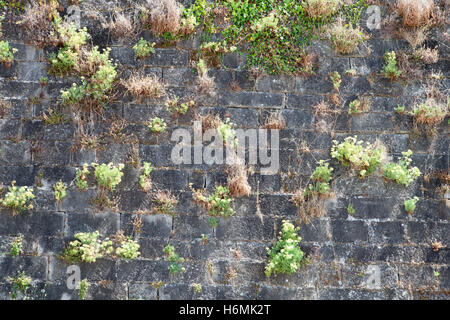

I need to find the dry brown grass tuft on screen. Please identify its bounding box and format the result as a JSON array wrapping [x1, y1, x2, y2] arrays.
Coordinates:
[[195, 59, 216, 95], [198, 113, 222, 133], [106, 12, 136, 39], [227, 160, 251, 198], [326, 18, 369, 55], [18, 2, 60, 47], [121, 73, 166, 102], [142, 0, 182, 35], [432, 240, 445, 252], [152, 190, 178, 216], [411, 98, 448, 127], [291, 188, 326, 224], [398, 26, 429, 48], [263, 112, 286, 130], [397, 0, 434, 27], [303, 0, 342, 19], [412, 46, 439, 64]]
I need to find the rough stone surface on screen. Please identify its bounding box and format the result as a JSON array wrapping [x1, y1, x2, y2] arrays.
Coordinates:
[[0, 1, 448, 301]]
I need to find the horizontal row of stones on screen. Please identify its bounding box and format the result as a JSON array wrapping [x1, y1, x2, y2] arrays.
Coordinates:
[[0, 210, 448, 245], [0, 255, 447, 290]]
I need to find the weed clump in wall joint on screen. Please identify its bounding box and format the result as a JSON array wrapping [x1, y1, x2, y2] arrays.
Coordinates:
[[163, 244, 185, 275], [381, 51, 402, 82], [404, 196, 419, 214], [139, 162, 153, 192], [147, 117, 167, 134], [152, 190, 178, 216], [133, 38, 155, 59], [0, 40, 17, 67], [326, 18, 368, 55], [9, 272, 31, 300], [265, 220, 306, 277], [122, 73, 166, 102], [382, 150, 421, 187], [53, 180, 67, 203], [331, 136, 387, 178], [0, 181, 34, 215], [141, 0, 183, 36], [8, 235, 23, 257], [190, 184, 234, 227], [292, 160, 333, 224], [397, 0, 434, 27], [75, 164, 90, 191], [410, 99, 448, 129]]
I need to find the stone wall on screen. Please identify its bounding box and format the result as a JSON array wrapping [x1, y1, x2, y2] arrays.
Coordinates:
[[0, 0, 448, 300]]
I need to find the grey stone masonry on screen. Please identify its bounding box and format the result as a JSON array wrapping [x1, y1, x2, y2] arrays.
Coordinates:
[[0, 1, 448, 300]]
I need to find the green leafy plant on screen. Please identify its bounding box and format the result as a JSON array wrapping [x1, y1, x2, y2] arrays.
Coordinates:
[[147, 117, 167, 133], [304, 160, 333, 198], [62, 231, 113, 263], [39, 76, 49, 86], [201, 234, 208, 245], [165, 96, 195, 117], [91, 162, 124, 192], [139, 162, 153, 192], [0, 181, 35, 215], [49, 47, 78, 76], [404, 196, 419, 214], [381, 51, 402, 81], [42, 108, 66, 125], [265, 220, 305, 277], [330, 71, 341, 92], [75, 164, 90, 191], [395, 105, 405, 114], [53, 180, 67, 203], [8, 235, 23, 257], [133, 38, 155, 59], [383, 150, 421, 187], [0, 40, 17, 66], [0, 0, 25, 13], [347, 203, 355, 215], [163, 244, 185, 275], [191, 283, 202, 294], [208, 217, 218, 228], [180, 0, 367, 75], [348, 96, 370, 115], [60, 47, 118, 110], [116, 237, 140, 259], [191, 184, 234, 219], [331, 136, 387, 178], [78, 278, 89, 300], [218, 118, 237, 148], [10, 272, 31, 300]]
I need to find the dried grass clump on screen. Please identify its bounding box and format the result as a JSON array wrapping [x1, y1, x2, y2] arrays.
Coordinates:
[[397, 0, 434, 27], [152, 190, 178, 216], [199, 113, 222, 133], [195, 59, 216, 95], [121, 74, 166, 102], [291, 189, 326, 224], [142, 0, 182, 35], [412, 46, 439, 64], [227, 161, 251, 198], [263, 112, 286, 130], [303, 0, 342, 19], [411, 98, 448, 127], [18, 2, 60, 47], [106, 12, 136, 39], [327, 18, 369, 54], [398, 26, 429, 48]]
